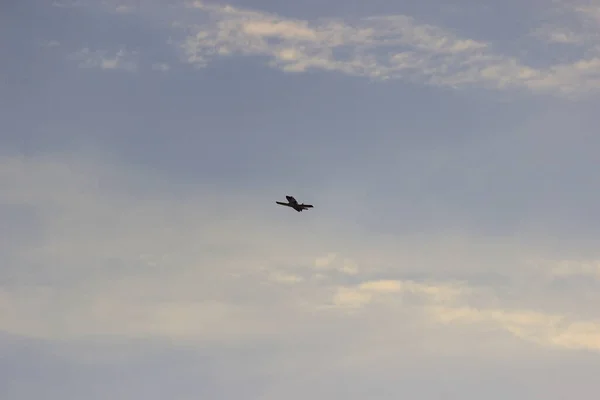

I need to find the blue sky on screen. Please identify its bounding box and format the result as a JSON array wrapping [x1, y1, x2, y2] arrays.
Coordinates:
[[2, 0, 600, 398]]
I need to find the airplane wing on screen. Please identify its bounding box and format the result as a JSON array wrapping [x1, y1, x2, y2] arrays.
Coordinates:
[[286, 196, 297, 204]]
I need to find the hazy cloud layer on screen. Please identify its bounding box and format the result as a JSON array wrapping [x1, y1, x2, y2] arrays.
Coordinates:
[[2, 153, 600, 347], [2, 152, 600, 398]]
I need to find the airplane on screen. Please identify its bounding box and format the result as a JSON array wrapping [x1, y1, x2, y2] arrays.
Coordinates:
[[276, 195, 314, 212]]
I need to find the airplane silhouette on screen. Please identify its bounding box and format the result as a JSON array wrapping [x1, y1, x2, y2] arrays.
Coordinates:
[[276, 195, 314, 212]]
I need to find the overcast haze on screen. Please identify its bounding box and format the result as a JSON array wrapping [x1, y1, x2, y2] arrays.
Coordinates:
[[2, 0, 600, 398]]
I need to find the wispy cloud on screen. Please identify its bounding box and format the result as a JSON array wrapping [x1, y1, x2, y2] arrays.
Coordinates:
[[430, 305, 600, 351], [179, 1, 507, 85], [170, 1, 600, 96], [41, 40, 61, 48], [330, 277, 600, 352], [532, 258, 600, 279], [314, 252, 359, 275], [151, 62, 170, 71], [115, 4, 133, 13], [52, 1, 77, 7], [532, 1, 600, 46], [68, 47, 138, 71], [47, 0, 600, 96]]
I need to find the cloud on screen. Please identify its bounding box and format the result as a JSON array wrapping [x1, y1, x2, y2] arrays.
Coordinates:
[[2, 151, 600, 359], [314, 253, 359, 275], [531, 26, 584, 45], [269, 271, 304, 284], [329, 277, 600, 352], [68, 47, 138, 71], [52, 1, 76, 7], [242, 20, 318, 41], [41, 40, 60, 48], [430, 305, 600, 352], [531, 258, 600, 279], [115, 4, 133, 13], [45, 0, 600, 96], [332, 287, 373, 308], [179, 1, 498, 83], [169, 1, 600, 96], [528, 1, 600, 58], [358, 279, 403, 293], [330, 279, 467, 310], [151, 62, 170, 71]]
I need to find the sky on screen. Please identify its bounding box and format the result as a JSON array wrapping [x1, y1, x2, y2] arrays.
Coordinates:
[[2, 0, 600, 398]]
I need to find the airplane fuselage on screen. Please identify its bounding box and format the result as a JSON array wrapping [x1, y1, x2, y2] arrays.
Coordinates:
[[276, 196, 313, 212]]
